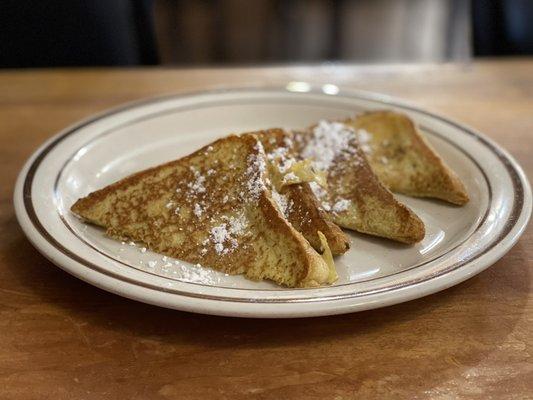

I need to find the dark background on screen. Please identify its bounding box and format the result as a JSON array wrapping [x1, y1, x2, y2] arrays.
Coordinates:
[[0, 0, 532, 68]]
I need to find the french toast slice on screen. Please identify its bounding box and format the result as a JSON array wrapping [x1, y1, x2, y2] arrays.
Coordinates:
[[71, 135, 335, 288], [293, 121, 425, 244], [344, 111, 469, 205], [252, 129, 350, 256]]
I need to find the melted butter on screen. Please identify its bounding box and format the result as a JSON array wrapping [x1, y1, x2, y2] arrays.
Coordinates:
[[283, 159, 327, 187], [270, 159, 327, 190], [317, 231, 338, 284]]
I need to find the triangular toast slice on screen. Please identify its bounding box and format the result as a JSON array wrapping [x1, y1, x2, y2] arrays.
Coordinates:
[[292, 121, 425, 244], [344, 111, 469, 205], [252, 129, 350, 256], [71, 135, 335, 287]]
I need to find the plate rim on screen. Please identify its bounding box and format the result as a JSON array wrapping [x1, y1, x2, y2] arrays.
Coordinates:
[[14, 86, 532, 317]]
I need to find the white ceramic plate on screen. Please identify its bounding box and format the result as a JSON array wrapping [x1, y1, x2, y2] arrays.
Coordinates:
[[14, 87, 531, 318]]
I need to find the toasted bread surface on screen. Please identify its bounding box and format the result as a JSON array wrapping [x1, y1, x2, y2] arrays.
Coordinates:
[[293, 121, 425, 244], [252, 129, 350, 255], [344, 111, 469, 205], [71, 135, 332, 287]]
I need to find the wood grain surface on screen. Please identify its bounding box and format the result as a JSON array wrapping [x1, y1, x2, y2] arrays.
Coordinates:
[[0, 60, 531, 400]]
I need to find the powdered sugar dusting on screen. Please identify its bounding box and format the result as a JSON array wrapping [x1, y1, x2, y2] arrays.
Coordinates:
[[357, 128, 372, 143], [228, 213, 247, 235], [310, 178, 351, 213], [283, 136, 293, 148], [358, 129, 373, 154], [267, 143, 297, 174], [244, 141, 267, 201], [272, 190, 293, 218], [169, 262, 220, 284], [309, 181, 331, 211], [149, 256, 223, 285], [187, 168, 206, 193], [209, 213, 249, 255], [332, 199, 351, 213], [301, 120, 357, 171], [211, 225, 228, 254], [193, 203, 203, 217], [309, 181, 327, 200], [267, 146, 288, 161]]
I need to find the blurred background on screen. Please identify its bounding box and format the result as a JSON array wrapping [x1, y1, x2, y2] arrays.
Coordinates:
[[1, 0, 532, 68]]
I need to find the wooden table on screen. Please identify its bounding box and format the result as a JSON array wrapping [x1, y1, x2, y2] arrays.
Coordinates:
[[1, 60, 531, 399]]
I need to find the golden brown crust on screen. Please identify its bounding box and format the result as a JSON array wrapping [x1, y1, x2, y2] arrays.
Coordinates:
[[345, 111, 469, 205], [71, 134, 331, 288], [292, 124, 425, 244], [256, 192, 330, 287], [282, 183, 350, 254], [326, 141, 425, 244], [251, 129, 350, 255], [72, 135, 244, 216]]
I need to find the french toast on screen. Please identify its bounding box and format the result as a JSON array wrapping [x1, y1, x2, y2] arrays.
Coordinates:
[[292, 121, 425, 244], [344, 111, 469, 205], [71, 134, 336, 288], [252, 129, 350, 256]]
